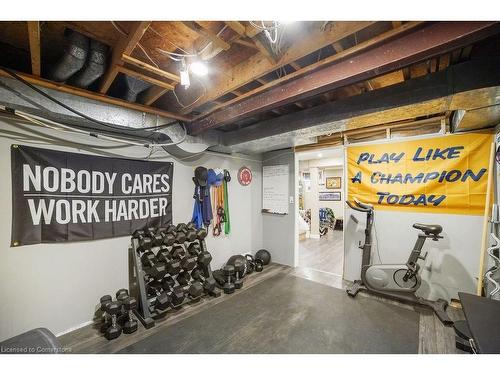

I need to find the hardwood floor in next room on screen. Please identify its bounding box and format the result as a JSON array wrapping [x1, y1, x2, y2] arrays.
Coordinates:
[[299, 229, 343, 275]]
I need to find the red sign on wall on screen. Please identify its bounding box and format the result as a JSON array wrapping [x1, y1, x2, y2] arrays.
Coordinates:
[[237, 166, 252, 186]]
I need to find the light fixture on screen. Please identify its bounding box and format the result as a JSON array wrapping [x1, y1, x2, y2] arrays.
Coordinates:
[[317, 153, 323, 158], [190, 61, 208, 76], [180, 59, 190, 89]]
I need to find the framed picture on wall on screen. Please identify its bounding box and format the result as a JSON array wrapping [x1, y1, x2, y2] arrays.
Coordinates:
[[326, 176, 341, 189], [319, 191, 341, 201]]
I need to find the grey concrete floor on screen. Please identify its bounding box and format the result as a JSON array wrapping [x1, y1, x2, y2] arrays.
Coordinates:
[[59, 263, 464, 354]]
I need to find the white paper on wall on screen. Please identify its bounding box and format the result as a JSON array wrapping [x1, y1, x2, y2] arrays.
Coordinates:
[[262, 165, 289, 214]]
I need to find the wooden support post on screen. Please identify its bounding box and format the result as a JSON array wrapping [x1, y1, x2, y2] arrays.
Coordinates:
[[26, 21, 41, 76], [477, 142, 496, 295]]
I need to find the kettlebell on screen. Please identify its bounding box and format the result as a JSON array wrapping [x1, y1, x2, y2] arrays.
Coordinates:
[[254, 259, 264, 272]]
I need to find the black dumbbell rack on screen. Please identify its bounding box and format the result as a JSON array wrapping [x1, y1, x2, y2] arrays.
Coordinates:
[[130, 232, 220, 329]]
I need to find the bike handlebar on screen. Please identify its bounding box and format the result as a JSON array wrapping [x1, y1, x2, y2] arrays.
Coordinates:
[[346, 198, 373, 213]]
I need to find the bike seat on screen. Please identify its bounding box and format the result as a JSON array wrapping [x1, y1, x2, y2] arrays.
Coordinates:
[[413, 223, 442, 235]]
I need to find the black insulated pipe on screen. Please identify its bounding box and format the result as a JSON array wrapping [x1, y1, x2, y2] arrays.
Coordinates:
[[122, 76, 151, 102], [70, 39, 108, 89], [48, 30, 89, 82]]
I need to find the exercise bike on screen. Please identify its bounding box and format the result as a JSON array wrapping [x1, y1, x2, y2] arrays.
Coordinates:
[[346, 199, 453, 325]]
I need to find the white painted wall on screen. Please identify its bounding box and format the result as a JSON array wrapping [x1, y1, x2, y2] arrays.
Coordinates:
[[344, 209, 482, 301], [0, 117, 263, 341], [262, 150, 296, 267]]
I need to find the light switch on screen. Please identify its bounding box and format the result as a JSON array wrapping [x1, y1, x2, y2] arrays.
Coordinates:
[[289, 196, 294, 204]]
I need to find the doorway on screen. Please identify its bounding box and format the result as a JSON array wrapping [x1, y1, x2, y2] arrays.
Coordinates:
[[296, 148, 345, 277]]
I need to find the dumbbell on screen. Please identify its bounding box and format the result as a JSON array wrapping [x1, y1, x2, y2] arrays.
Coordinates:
[[141, 250, 167, 280], [122, 297, 138, 334], [99, 295, 112, 333], [169, 273, 203, 302], [156, 247, 181, 276], [147, 284, 170, 311], [104, 301, 122, 340], [171, 244, 197, 271], [157, 227, 176, 246], [177, 223, 197, 242], [174, 230, 186, 244], [116, 288, 129, 302], [159, 276, 185, 307], [187, 242, 201, 256], [132, 230, 152, 251], [233, 262, 244, 289], [196, 227, 207, 241], [197, 250, 213, 267], [146, 227, 163, 246], [176, 270, 192, 286], [222, 265, 236, 294], [162, 282, 185, 308], [191, 268, 221, 297]]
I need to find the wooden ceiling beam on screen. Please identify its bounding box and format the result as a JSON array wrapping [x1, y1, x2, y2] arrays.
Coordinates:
[[225, 21, 246, 36], [190, 21, 424, 122], [245, 22, 262, 38], [249, 35, 277, 64], [220, 57, 500, 146], [188, 21, 500, 134], [0, 68, 190, 121], [122, 54, 180, 83], [233, 38, 259, 49], [180, 21, 377, 114], [183, 22, 231, 51], [141, 87, 169, 106], [115, 66, 175, 90], [26, 21, 41, 76], [99, 21, 151, 94]]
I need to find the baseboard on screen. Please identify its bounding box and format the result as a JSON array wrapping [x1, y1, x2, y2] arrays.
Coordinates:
[[56, 319, 93, 337]]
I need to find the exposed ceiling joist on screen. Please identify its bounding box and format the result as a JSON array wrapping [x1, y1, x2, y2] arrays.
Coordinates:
[[189, 21, 500, 134], [115, 65, 175, 90], [180, 21, 376, 114], [221, 57, 500, 147], [190, 22, 423, 121], [122, 54, 180, 82], [182, 21, 231, 51], [141, 86, 169, 106], [99, 21, 151, 94], [26, 21, 41, 76], [224, 21, 246, 36]]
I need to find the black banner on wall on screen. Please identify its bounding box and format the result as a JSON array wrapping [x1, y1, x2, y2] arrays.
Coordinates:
[[11, 145, 173, 246]]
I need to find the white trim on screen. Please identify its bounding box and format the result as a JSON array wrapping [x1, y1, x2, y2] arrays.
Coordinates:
[[55, 320, 93, 337]]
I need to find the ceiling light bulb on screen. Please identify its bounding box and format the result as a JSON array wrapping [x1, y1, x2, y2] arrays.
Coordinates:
[[317, 153, 323, 158], [190, 61, 208, 76]]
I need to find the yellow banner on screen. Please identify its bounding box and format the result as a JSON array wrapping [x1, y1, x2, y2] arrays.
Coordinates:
[[347, 133, 493, 215]]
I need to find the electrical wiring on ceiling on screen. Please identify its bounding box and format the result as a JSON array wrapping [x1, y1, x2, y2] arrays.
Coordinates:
[[7, 108, 188, 148], [154, 24, 228, 61], [171, 76, 207, 109], [0, 66, 181, 133]]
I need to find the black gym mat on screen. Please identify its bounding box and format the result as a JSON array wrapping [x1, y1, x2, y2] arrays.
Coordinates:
[[119, 273, 420, 354]]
